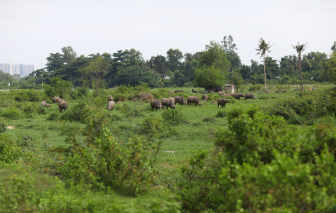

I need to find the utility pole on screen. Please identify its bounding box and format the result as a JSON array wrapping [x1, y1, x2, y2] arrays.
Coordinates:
[[41, 63, 43, 91]]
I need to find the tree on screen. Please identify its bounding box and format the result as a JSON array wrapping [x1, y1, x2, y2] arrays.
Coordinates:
[[193, 66, 225, 87], [62, 46, 77, 64], [199, 41, 231, 73], [325, 52, 336, 83], [152, 55, 168, 77], [222, 35, 237, 52], [222, 35, 241, 69], [78, 56, 110, 96], [256, 38, 272, 91], [332, 42, 336, 53], [292, 42, 308, 91], [166, 48, 183, 72], [46, 53, 64, 73]]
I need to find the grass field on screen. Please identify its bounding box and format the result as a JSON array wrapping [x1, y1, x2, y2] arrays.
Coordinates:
[[0, 84, 335, 212]]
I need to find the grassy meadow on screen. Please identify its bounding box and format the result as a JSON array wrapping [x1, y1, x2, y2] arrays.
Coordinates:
[[1, 83, 336, 212]]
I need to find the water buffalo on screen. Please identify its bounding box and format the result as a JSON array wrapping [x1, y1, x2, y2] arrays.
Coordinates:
[[245, 93, 257, 99], [41, 101, 51, 108], [217, 98, 230, 108], [201, 94, 208, 101], [161, 98, 176, 109], [52, 97, 60, 103], [107, 101, 115, 110], [174, 96, 186, 105], [230, 93, 244, 100], [150, 99, 163, 111], [58, 100, 69, 112], [187, 96, 202, 107]]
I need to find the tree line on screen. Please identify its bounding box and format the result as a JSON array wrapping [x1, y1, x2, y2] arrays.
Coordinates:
[[2, 37, 336, 90]]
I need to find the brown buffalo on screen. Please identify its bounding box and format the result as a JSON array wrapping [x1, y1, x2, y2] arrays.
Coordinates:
[[52, 97, 60, 103], [150, 99, 164, 110], [245, 93, 257, 99], [201, 94, 208, 101], [174, 96, 186, 105], [174, 90, 184, 93], [41, 101, 51, 108], [58, 100, 69, 112], [107, 101, 115, 110], [218, 92, 226, 96], [217, 98, 230, 108], [161, 98, 176, 109], [230, 93, 244, 100], [187, 96, 202, 107]]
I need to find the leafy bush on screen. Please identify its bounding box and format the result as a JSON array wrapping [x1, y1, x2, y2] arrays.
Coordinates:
[[59, 128, 161, 196], [60, 102, 92, 123], [46, 107, 60, 121], [77, 87, 89, 97], [248, 84, 263, 91], [215, 107, 295, 164], [202, 117, 215, 122], [179, 148, 336, 212], [162, 109, 188, 125], [0, 133, 23, 163], [215, 110, 226, 117], [0, 107, 24, 120], [267, 88, 336, 124], [10, 89, 45, 102], [45, 76, 72, 99], [0, 117, 6, 134]]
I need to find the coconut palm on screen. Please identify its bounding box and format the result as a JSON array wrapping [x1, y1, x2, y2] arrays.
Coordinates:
[[292, 42, 308, 91], [256, 38, 272, 91]]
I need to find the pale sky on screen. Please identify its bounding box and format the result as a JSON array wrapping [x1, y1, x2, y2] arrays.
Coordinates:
[[1, 0, 335, 69]]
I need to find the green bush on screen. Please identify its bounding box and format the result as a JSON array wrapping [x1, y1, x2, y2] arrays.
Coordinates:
[[248, 84, 263, 91], [60, 102, 92, 123], [46, 107, 60, 121], [202, 117, 215, 122], [77, 87, 89, 97], [267, 88, 336, 125], [45, 76, 72, 99], [215, 107, 295, 164], [215, 110, 226, 117], [59, 128, 161, 196], [0, 107, 24, 120], [162, 108, 188, 125], [0, 117, 6, 134], [179, 149, 336, 212], [0, 133, 23, 163], [10, 89, 45, 102]]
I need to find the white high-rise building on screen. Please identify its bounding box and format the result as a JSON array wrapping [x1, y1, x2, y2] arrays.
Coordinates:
[[0, 63, 35, 76]]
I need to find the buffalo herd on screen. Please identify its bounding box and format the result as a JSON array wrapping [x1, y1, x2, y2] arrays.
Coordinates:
[[41, 91, 257, 113]]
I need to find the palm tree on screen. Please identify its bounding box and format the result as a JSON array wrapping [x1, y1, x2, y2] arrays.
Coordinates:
[[292, 42, 308, 91], [256, 38, 272, 91]]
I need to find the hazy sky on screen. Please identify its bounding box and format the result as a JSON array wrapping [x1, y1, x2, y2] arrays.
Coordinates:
[[1, 0, 335, 69]]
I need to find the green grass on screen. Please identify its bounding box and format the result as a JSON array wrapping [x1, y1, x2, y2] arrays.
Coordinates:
[[0, 84, 334, 211]]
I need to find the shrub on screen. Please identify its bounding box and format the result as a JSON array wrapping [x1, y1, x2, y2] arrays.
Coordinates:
[[215, 110, 226, 117], [0, 133, 23, 163], [202, 117, 215, 122], [162, 109, 188, 125], [45, 76, 72, 99], [60, 102, 92, 123], [215, 107, 296, 164], [0, 117, 6, 134], [248, 84, 263, 91], [46, 107, 60, 121], [179, 149, 336, 212], [59, 128, 161, 196], [10, 89, 45, 102], [77, 87, 89, 97], [140, 116, 165, 139], [267, 88, 336, 124], [0, 107, 24, 120]]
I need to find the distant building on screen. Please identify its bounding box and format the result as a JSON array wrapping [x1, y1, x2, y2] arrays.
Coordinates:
[[0, 63, 35, 76]]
